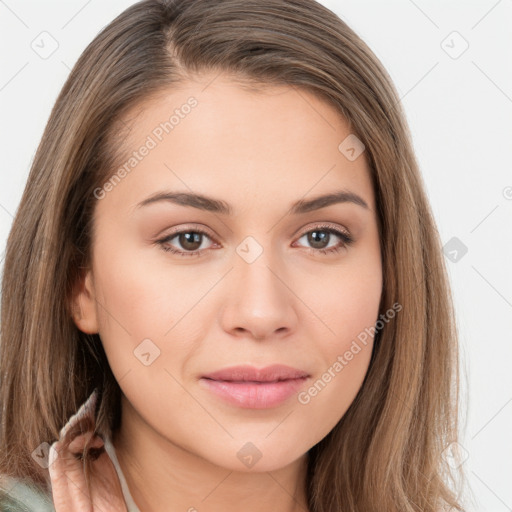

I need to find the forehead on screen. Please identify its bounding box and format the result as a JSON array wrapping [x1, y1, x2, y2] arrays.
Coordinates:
[[97, 74, 375, 215]]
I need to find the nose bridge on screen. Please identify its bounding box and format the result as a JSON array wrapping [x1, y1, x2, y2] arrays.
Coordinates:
[[219, 232, 297, 338], [234, 233, 284, 298]]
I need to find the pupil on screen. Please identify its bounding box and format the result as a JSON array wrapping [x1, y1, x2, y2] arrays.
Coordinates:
[[308, 230, 329, 249], [180, 232, 202, 250]]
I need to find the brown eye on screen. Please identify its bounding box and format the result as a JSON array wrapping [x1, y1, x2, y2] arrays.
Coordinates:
[[158, 228, 216, 258], [294, 225, 354, 255], [306, 229, 331, 249], [176, 232, 203, 251]]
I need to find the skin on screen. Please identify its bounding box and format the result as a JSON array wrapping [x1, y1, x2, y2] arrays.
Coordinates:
[[72, 72, 383, 512]]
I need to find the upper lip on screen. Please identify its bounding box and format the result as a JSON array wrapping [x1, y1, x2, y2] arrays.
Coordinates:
[[201, 364, 310, 382]]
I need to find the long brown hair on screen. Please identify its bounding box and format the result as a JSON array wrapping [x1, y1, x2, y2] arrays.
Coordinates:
[[0, 0, 467, 510]]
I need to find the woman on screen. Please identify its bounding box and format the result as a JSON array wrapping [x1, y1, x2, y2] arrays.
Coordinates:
[[0, 0, 467, 510]]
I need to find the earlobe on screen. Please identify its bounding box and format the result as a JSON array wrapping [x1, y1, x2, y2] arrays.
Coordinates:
[[71, 270, 99, 334]]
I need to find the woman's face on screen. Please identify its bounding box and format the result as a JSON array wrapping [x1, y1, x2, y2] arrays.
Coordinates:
[[74, 73, 382, 472]]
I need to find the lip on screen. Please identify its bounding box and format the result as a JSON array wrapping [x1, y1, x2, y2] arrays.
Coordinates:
[[199, 364, 310, 409]]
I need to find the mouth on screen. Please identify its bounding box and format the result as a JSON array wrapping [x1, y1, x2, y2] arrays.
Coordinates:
[[199, 364, 310, 409]]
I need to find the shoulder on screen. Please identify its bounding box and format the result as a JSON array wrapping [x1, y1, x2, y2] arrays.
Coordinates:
[[0, 474, 55, 512]]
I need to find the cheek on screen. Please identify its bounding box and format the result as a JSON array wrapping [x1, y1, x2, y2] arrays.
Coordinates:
[[296, 256, 381, 431], [93, 243, 196, 335], [302, 247, 382, 353], [296, 286, 379, 443], [326, 277, 381, 349], [91, 241, 214, 381], [294, 340, 373, 451]]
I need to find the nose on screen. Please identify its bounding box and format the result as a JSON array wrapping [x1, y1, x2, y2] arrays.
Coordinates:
[[219, 244, 298, 341]]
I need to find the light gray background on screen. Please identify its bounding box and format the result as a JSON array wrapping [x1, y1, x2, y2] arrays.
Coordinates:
[[1, 1, 511, 510]]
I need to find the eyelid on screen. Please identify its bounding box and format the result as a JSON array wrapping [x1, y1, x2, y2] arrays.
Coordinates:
[[159, 223, 218, 240], [295, 221, 351, 239]]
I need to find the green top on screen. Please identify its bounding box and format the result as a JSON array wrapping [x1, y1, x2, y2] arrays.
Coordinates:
[[0, 475, 55, 511]]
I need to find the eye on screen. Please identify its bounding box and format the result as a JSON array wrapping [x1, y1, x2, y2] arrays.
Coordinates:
[[293, 223, 354, 256], [157, 226, 217, 258]]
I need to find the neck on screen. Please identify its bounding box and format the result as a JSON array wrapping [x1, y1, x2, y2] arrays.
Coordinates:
[[112, 394, 310, 512]]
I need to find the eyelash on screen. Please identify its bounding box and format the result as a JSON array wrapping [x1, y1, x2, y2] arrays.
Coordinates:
[[156, 223, 354, 258]]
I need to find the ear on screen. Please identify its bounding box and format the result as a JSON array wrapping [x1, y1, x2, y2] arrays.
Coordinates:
[[71, 270, 99, 334]]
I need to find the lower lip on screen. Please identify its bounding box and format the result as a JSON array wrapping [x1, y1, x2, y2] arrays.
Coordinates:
[[199, 377, 308, 409]]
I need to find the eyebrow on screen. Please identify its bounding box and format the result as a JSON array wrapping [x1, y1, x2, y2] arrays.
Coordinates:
[[135, 189, 369, 215]]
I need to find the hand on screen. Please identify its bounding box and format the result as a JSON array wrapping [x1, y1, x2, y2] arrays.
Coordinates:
[[49, 431, 128, 512], [47, 391, 129, 512]]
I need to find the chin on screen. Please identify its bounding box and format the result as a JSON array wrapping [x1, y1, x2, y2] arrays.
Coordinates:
[[205, 438, 309, 473]]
